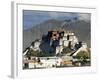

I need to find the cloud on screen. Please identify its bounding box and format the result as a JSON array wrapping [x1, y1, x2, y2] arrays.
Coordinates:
[[48, 12, 78, 19], [78, 13, 91, 22], [48, 12, 59, 19]]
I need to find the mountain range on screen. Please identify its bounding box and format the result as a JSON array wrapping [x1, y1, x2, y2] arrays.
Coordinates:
[[23, 19, 91, 51]]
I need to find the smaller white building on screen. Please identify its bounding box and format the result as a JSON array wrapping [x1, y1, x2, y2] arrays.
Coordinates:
[[59, 39, 63, 45], [64, 33, 68, 37], [63, 40, 69, 47], [56, 58, 62, 66], [69, 35, 74, 41], [56, 46, 63, 54], [63, 36, 67, 41], [69, 36, 78, 49], [31, 40, 41, 51], [34, 40, 41, 48], [82, 43, 87, 49], [73, 36, 78, 43], [29, 62, 36, 68], [68, 32, 74, 36]]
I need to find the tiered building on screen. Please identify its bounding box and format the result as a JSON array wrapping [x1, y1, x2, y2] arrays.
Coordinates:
[[27, 29, 87, 55], [47, 29, 79, 54]]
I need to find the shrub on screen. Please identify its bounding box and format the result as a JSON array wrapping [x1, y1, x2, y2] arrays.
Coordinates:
[[25, 49, 54, 57], [75, 51, 90, 59], [62, 47, 72, 54]]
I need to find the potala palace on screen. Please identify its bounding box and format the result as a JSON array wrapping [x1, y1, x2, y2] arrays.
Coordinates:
[[23, 29, 90, 69]]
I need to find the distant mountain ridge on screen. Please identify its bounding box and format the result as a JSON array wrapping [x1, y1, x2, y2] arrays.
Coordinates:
[[23, 19, 91, 50]]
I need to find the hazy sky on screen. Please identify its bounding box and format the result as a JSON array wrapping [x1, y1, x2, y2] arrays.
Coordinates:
[[23, 10, 90, 30]]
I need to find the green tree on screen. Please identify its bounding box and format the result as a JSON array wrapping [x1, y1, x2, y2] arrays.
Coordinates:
[[25, 49, 54, 58], [62, 47, 72, 54], [76, 51, 90, 59], [74, 51, 90, 65]]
